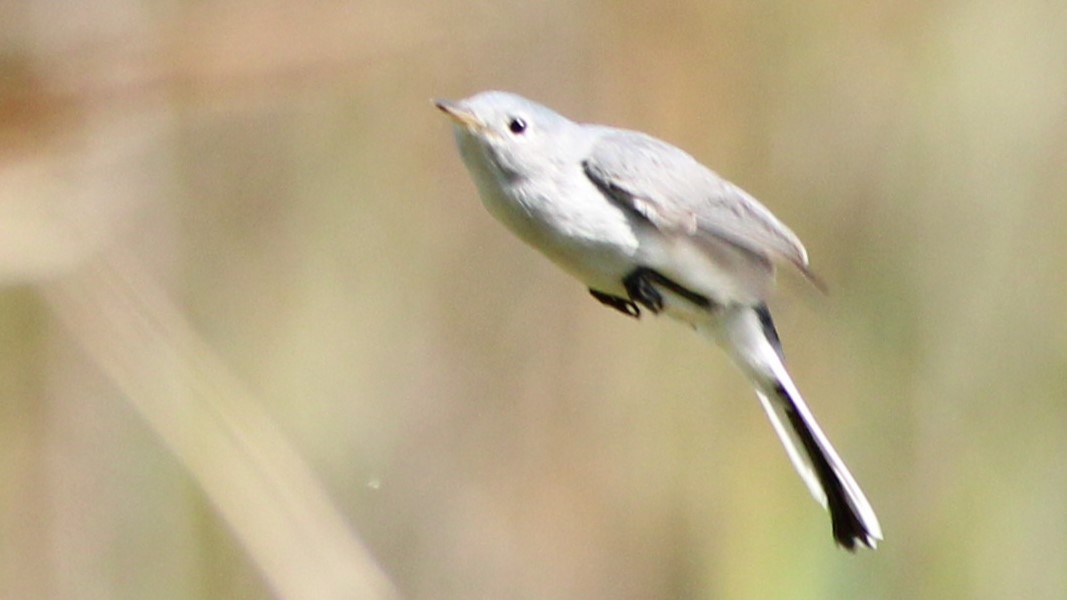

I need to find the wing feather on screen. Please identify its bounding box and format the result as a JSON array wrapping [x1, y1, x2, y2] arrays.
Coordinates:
[[582, 129, 821, 286]]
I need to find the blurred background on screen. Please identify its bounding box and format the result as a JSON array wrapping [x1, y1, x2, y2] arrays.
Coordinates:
[[1, 0, 1066, 598]]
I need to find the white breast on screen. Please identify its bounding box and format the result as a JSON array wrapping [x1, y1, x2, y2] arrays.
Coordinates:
[[460, 136, 641, 296]]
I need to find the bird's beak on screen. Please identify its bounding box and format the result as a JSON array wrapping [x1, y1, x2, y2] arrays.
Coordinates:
[[434, 98, 484, 132]]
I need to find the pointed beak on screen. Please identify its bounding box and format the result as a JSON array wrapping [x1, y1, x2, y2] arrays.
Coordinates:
[[433, 98, 484, 132]]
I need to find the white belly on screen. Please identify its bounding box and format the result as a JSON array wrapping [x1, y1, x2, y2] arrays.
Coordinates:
[[459, 135, 770, 312]]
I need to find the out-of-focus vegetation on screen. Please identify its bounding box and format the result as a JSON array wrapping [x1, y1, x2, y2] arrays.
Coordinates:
[[2, 0, 1065, 598]]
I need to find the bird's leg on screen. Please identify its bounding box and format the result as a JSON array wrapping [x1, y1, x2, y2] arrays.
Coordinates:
[[589, 289, 641, 318], [623, 267, 714, 314], [623, 268, 665, 314]]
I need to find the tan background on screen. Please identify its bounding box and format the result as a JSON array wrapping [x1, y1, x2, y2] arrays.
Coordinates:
[[2, 0, 1065, 598]]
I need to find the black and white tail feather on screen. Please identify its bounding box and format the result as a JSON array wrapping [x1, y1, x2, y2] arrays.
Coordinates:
[[706, 305, 882, 550]]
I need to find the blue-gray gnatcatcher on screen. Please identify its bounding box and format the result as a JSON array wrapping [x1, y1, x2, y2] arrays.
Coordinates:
[[435, 91, 881, 550]]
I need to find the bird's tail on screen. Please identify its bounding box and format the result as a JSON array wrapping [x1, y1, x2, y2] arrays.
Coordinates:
[[701, 305, 882, 550]]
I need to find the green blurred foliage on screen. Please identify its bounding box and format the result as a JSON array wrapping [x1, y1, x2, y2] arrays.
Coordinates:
[[1, 0, 1066, 597]]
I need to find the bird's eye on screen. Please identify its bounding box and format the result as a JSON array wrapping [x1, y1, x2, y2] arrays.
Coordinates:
[[508, 117, 528, 135]]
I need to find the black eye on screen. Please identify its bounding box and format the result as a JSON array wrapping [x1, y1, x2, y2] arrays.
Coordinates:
[[508, 117, 527, 134]]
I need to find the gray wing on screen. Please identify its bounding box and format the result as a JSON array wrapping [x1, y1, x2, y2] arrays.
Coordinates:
[[582, 129, 822, 287]]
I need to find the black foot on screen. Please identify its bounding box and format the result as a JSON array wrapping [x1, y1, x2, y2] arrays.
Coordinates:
[[589, 289, 641, 318], [623, 268, 713, 314], [623, 268, 665, 313]]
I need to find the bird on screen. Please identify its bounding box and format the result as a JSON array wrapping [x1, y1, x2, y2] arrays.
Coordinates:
[[434, 90, 881, 550]]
